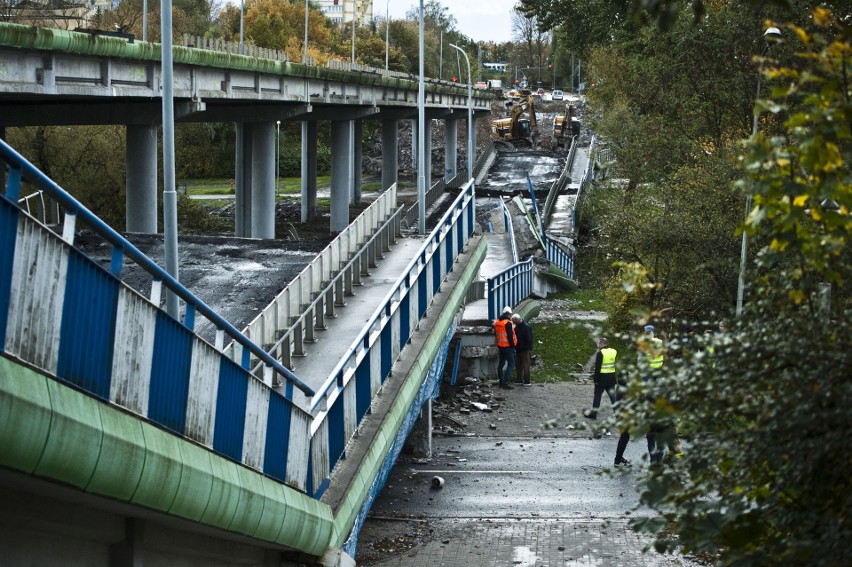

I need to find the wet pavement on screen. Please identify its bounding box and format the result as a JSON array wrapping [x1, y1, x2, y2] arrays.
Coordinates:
[[356, 380, 701, 567]]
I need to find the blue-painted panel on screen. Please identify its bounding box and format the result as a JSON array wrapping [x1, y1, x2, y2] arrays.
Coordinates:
[[148, 312, 192, 434], [327, 394, 345, 474], [445, 233, 453, 274], [355, 360, 371, 424], [262, 391, 292, 482], [56, 250, 119, 401], [0, 198, 20, 349], [213, 357, 248, 461], [418, 273, 428, 318], [399, 294, 410, 349], [380, 324, 392, 382], [432, 254, 441, 295]]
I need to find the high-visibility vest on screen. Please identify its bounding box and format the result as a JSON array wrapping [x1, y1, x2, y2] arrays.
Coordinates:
[[494, 319, 515, 347], [648, 337, 664, 368], [600, 348, 617, 373]]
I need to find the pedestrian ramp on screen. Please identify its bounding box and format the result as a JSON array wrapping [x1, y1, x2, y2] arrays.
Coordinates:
[[0, 137, 485, 566]]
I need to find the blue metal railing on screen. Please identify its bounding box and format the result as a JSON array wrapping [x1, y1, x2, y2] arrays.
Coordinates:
[[307, 180, 476, 497], [546, 239, 574, 280], [0, 139, 311, 396], [487, 257, 534, 322], [0, 138, 316, 491]]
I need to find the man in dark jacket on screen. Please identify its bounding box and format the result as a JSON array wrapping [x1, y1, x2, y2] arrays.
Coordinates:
[[512, 314, 534, 386]]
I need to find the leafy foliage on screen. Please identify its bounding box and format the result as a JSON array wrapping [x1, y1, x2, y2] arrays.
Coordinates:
[[606, 9, 852, 566]]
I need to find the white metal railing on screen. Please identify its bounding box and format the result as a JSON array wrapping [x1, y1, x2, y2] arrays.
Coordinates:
[[226, 184, 400, 365], [306, 180, 476, 497], [181, 34, 288, 61], [543, 136, 578, 225], [501, 199, 518, 264]]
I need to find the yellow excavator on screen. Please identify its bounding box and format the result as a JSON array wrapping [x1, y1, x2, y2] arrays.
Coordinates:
[[491, 94, 537, 149], [552, 104, 581, 149]]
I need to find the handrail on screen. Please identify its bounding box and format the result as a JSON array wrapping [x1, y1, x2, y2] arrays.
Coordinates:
[[253, 204, 403, 376], [487, 257, 534, 322], [542, 136, 577, 226], [0, 138, 314, 396], [310, 181, 475, 414], [500, 199, 518, 264], [230, 183, 398, 356], [473, 140, 495, 181], [402, 176, 452, 228], [546, 239, 575, 280]]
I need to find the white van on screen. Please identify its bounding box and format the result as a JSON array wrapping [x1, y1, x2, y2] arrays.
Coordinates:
[[552, 89, 564, 100]]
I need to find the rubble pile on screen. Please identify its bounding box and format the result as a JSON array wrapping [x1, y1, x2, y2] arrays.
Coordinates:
[[431, 376, 507, 435]]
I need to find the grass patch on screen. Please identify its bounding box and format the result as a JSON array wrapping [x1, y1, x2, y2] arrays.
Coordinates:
[[183, 176, 332, 196], [362, 182, 383, 192], [547, 288, 607, 311], [533, 320, 597, 382]]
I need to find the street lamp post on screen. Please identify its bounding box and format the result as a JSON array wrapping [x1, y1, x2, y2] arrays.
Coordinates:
[[304, 0, 309, 63], [385, 0, 390, 71], [449, 44, 473, 182], [351, 1, 359, 65], [736, 26, 782, 317], [417, 0, 425, 234], [239, 0, 245, 54]]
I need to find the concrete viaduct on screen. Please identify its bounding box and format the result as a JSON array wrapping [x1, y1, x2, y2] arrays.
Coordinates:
[[0, 22, 493, 235]]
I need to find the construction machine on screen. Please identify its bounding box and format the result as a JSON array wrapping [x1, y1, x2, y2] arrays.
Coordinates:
[[552, 104, 581, 149], [491, 95, 537, 149]]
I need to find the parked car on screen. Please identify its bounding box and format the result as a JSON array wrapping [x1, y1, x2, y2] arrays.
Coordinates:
[[536, 87, 545, 96], [552, 89, 564, 100]]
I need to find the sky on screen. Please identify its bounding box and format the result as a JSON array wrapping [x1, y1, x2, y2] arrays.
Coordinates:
[[385, 0, 518, 43]]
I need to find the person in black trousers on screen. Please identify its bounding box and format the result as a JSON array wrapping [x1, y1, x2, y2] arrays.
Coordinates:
[[583, 338, 618, 419], [511, 314, 534, 386]]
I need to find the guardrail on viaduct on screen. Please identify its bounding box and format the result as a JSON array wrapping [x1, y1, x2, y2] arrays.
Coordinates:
[[0, 135, 477, 503], [308, 180, 475, 496]]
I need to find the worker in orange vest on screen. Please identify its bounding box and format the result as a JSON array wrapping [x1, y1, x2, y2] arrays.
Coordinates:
[[493, 306, 517, 389]]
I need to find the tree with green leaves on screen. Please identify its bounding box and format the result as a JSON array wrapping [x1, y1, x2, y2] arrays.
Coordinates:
[[608, 7, 851, 565]]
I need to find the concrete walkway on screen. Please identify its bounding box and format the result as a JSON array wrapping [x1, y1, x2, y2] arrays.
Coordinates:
[[462, 198, 514, 323], [284, 235, 427, 403]]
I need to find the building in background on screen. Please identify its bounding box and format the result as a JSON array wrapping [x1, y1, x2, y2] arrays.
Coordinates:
[[315, 0, 373, 26]]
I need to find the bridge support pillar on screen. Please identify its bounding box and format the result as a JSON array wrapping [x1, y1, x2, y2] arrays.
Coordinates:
[[330, 120, 352, 233], [234, 123, 252, 237], [125, 124, 158, 234], [445, 118, 458, 182], [424, 118, 432, 189], [234, 122, 276, 239], [381, 119, 398, 191], [353, 120, 362, 205], [251, 122, 276, 239], [301, 121, 318, 222]]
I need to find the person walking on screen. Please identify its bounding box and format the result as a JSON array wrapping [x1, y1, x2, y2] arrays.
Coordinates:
[[639, 324, 669, 463], [512, 314, 533, 386], [493, 307, 517, 389], [583, 338, 618, 419]]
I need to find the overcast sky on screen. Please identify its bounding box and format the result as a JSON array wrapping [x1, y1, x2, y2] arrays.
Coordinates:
[[385, 1, 518, 43]]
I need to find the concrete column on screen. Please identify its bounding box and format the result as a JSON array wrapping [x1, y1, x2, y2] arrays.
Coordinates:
[[125, 124, 158, 234], [411, 119, 417, 169], [330, 120, 352, 233], [381, 119, 399, 191], [424, 118, 432, 189], [444, 118, 458, 182], [471, 114, 479, 164], [300, 120, 318, 222], [234, 123, 252, 237], [353, 120, 362, 204], [250, 122, 276, 239]]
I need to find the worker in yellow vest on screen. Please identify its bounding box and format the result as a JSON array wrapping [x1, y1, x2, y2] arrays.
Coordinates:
[[583, 338, 618, 420]]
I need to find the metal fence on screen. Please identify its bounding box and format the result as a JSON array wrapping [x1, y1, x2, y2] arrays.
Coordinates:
[[226, 185, 401, 371], [0, 138, 316, 491], [546, 239, 574, 280], [307, 180, 476, 497], [542, 136, 578, 225], [487, 257, 534, 322]]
